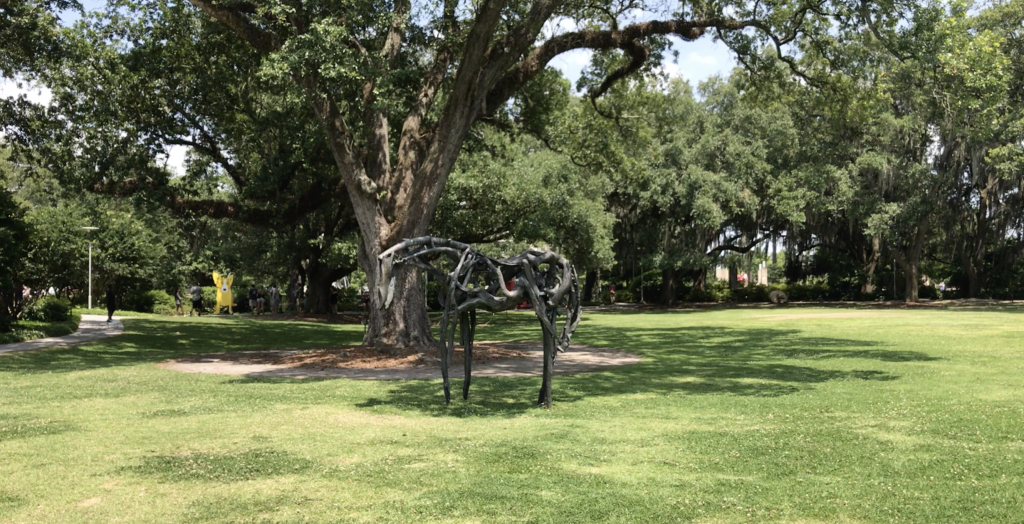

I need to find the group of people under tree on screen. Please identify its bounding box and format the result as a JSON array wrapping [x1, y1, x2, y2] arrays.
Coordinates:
[[169, 281, 351, 316]]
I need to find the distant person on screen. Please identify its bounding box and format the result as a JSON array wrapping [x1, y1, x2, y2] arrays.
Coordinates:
[[248, 285, 258, 315], [329, 288, 339, 316], [105, 284, 116, 322], [269, 284, 281, 314], [609, 284, 616, 304], [189, 283, 203, 316], [256, 287, 266, 315], [174, 288, 185, 316]]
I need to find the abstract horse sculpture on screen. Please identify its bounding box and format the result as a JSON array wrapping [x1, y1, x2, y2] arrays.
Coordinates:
[[377, 237, 582, 407]]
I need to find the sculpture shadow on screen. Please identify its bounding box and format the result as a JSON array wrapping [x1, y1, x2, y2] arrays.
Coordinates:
[[354, 323, 938, 417]]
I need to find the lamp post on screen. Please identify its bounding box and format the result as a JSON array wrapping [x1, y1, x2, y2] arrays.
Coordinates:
[[81, 227, 99, 309]]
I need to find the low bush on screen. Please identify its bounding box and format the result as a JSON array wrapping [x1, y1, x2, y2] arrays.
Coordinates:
[[727, 285, 772, 303], [149, 291, 177, 315], [684, 281, 729, 303], [780, 282, 830, 301], [614, 289, 635, 303], [0, 313, 81, 344], [122, 290, 177, 314], [22, 296, 73, 322]]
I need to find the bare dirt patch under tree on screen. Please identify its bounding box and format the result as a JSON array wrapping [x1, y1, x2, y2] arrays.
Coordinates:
[[158, 342, 640, 380]]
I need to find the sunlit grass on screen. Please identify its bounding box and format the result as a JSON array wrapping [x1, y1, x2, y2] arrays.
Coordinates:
[[1, 307, 1024, 522]]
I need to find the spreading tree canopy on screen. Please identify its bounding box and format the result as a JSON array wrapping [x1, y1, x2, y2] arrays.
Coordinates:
[[7, 0, 907, 346]]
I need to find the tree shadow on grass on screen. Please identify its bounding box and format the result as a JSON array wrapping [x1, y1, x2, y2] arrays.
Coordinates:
[[353, 324, 937, 417], [0, 317, 365, 374]]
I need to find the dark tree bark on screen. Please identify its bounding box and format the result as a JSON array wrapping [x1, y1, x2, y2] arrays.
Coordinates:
[[861, 237, 880, 294], [893, 221, 929, 302], [659, 267, 678, 305], [359, 241, 433, 349], [582, 269, 598, 302], [692, 267, 707, 292]]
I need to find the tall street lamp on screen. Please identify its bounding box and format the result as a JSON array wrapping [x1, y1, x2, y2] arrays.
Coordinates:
[[81, 226, 99, 309]]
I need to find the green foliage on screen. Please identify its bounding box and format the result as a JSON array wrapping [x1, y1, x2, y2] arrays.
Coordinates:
[[0, 188, 32, 327], [122, 290, 176, 315], [0, 313, 79, 344], [727, 285, 773, 303], [686, 281, 729, 303], [777, 282, 832, 302], [22, 296, 71, 322], [613, 289, 635, 304], [435, 128, 614, 270]]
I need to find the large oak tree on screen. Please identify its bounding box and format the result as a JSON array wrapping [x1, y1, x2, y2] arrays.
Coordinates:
[[174, 0, 886, 347]]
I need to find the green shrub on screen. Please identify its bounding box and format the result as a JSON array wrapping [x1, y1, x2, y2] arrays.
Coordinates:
[[614, 289, 635, 303], [0, 313, 81, 344], [685, 281, 728, 303], [918, 285, 939, 300], [778, 282, 830, 301], [150, 291, 177, 315], [23, 296, 73, 322], [121, 290, 178, 314], [727, 285, 772, 303]]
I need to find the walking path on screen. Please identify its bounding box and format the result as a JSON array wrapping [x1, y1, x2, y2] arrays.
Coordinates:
[[0, 315, 124, 355]]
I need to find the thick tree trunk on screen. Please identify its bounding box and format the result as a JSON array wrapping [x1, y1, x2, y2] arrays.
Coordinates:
[[582, 269, 598, 302], [304, 260, 335, 314], [728, 265, 739, 290], [692, 267, 707, 292], [660, 268, 678, 305], [960, 246, 985, 298], [860, 237, 880, 294], [360, 238, 433, 350], [904, 262, 920, 302]]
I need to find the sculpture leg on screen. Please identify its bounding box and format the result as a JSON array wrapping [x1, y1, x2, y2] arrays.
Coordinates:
[[439, 304, 453, 405], [461, 310, 472, 400], [538, 326, 553, 408]]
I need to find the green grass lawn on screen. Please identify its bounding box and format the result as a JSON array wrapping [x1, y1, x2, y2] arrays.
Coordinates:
[[2, 307, 1024, 523]]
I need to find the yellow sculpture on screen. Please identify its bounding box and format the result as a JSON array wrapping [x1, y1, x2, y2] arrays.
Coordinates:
[[212, 272, 234, 314]]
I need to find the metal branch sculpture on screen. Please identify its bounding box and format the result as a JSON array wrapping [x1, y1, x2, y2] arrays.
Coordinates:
[[377, 237, 582, 408]]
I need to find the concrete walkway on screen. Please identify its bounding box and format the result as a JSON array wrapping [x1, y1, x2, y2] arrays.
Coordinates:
[[0, 315, 124, 355]]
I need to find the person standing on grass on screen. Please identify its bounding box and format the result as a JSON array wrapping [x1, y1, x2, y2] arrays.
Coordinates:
[[329, 287, 339, 316], [248, 285, 258, 315], [105, 284, 116, 323], [174, 288, 185, 316], [269, 284, 280, 314], [189, 283, 203, 317], [256, 286, 266, 315]]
